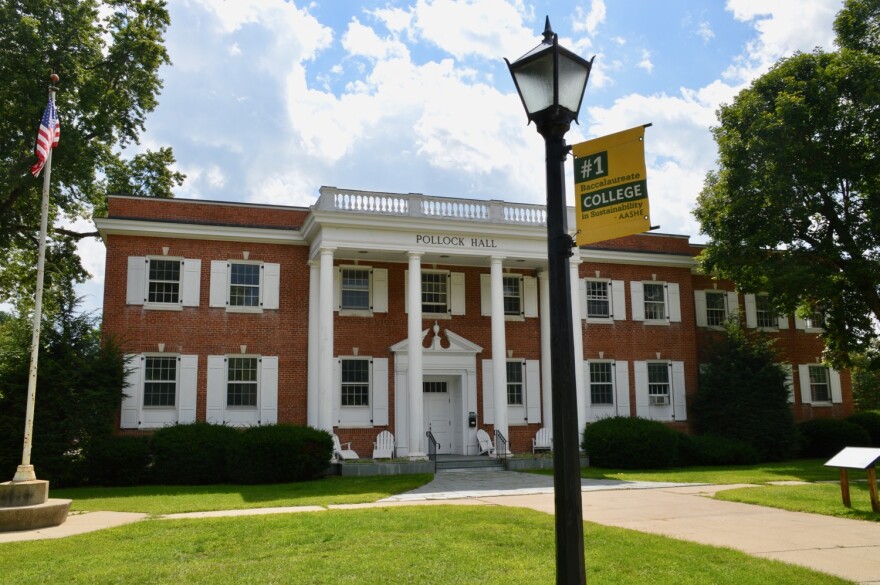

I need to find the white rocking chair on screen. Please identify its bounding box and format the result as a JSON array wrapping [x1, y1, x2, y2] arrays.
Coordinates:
[[476, 429, 496, 457], [532, 427, 552, 453], [372, 430, 396, 459], [332, 433, 359, 461]]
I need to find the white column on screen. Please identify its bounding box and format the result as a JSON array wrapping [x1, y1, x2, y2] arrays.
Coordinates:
[[407, 253, 426, 458], [307, 261, 319, 428], [570, 259, 586, 434], [490, 256, 509, 451], [538, 269, 553, 437], [318, 248, 335, 432]]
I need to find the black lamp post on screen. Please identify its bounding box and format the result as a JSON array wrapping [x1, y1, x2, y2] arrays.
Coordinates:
[[506, 17, 593, 585]]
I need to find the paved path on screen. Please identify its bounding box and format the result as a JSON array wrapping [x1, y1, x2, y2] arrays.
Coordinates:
[[2, 469, 879, 584]]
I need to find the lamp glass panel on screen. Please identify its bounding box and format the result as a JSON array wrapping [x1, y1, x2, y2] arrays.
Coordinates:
[[557, 53, 589, 114], [512, 53, 555, 114]]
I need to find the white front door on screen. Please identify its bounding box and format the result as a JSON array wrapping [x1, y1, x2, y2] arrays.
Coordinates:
[[423, 377, 453, 453]]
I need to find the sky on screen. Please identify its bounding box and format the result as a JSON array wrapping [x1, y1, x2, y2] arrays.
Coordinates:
[[73, 0, 846, 313]]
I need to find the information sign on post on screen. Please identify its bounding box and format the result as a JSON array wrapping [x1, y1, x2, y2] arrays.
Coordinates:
[[573, 124, 651, 245]]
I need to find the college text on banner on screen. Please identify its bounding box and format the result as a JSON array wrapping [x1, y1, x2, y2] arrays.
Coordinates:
[[573, 125, 650, 245]]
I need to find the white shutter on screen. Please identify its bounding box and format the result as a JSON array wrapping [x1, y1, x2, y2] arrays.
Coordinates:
[[830, 369, 842, 404], [634, 361, 649, 417], [332, 359, 341, 426], [260, 356, 278, 424], [525, 359, 541, 424], [372, 358, 389, 425], [523, 276, 538, 318], [372, 268, 388, 313], [744, 294, 757, 328], [611, 280, 626, 320], [694, 291, 707, 327], [480, 274, 491, 316], [178, 355, 198, 423], [451, 272, 466, 315], [335, 267, 342, 311], [672, 361, 686, 421], [579, 279, 588, 320], [614, 361, 630, 415], [778, 315, 790, 329], [262, 263, 280, 310], [631, 282, 645, 321], [726, 291, 739, 319], [126, 257, 147, 305], [798, 365, 812, 405], [181, 259, 201, 307], [121, 355, 142, 429], [482, 359, 494, 424], [667, 283, 681, 322], [209, 261, 228, 307], [795, 315, 807, 330], [206, 356, 226, 423]]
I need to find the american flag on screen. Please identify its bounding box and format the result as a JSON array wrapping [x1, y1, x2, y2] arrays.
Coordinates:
[[30, 96, 60, 177]]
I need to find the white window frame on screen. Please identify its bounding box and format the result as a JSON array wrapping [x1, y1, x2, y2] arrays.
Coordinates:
[[798, 364, 842, 406], [121, 353, 197, 429], [210, 260, 280, 312], [226, 355, 260, 408], [206, 354, 278, 427], [332, 357, 389, 428], [634, 360, 686, 421], [126, 256, 201, 310], [422, 269, 451, 315], [481, 273, 538, 319], [745, 293, 788, 330], [796, 309, 825, 333], [584, 360, 630, 421], [694, 290, 738, 328], [585, 279, 611, 320], [631, 281, 681, 324], [335, 265, 388, 316], [502, 275, 523, 317], [481, 359, 541, 425]]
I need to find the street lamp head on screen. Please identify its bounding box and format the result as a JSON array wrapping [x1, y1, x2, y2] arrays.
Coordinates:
[[505, 16, 594, 135]]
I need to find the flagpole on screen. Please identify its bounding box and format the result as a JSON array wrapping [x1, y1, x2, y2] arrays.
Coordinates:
[[13, 74, 59, 483]]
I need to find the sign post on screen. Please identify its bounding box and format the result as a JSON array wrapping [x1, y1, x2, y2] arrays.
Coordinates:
[[573, 124, 651, 245]]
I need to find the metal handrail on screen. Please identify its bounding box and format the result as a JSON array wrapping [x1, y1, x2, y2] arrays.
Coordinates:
[[494, 430, 509, 460], [425, 430, 439, 462]]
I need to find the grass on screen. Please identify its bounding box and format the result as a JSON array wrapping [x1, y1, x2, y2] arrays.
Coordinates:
[[52, 474, 433, 516], [0, 507, 850, 584], [576, 459, 838, 484], [716, 482, 880, 522]]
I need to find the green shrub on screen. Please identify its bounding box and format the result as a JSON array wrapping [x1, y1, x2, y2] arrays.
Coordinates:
[[678, 434, 760, 466], [582, 417, 679, 469], [227, 424, 332, 484], [150, 422, 240, 485], [846, 411, 880, 446], [797, 418, 871, 458], [87, 435, 151, 486]]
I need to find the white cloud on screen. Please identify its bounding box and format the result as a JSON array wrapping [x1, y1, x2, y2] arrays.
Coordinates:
[[342, 18, 409, 60], [697, 21, 715, 42], [638, 49, 654, 73], [572, 0, 606, 36]]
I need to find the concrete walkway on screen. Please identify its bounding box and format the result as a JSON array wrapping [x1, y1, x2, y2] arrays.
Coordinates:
[[2, 469, 879, 584]]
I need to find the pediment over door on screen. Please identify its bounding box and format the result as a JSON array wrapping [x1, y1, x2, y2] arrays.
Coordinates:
[[390, 322, 483, 355]]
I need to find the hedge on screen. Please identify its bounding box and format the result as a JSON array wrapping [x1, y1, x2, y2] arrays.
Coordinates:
[[582, 416, 680, 469], [797, 418, 871, 458]]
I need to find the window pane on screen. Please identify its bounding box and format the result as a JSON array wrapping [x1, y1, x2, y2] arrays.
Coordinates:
[[644, 283, 666, 320], [586, 281, 610, 318], [144, 356, 177, 406], [423, 381, 448, 393], [147, 259, 181, 304], [503, 276, 521, 315], [756, 294, 775, 328], [227, 357, 258, 406], [341, 269, 370, 309], [422, 272, 448, 313], [506, 361, 524, 405], [229, 264, 260, 307], [706, 292, 726, 326], [589, 362, 613, 404], [647, 362, 669, 396], [342, 359, 370, 406], [809, 366, 830, 402]]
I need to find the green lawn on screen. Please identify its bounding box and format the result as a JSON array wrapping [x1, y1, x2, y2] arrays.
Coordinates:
[[716, 482, 880, 522], [0, 507, 850, 584], [578, 459, 837, 484], [52, 474, 433, 516]]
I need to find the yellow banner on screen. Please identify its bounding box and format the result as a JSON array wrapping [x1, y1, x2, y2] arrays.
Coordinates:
[[572, 125, 651, 245]]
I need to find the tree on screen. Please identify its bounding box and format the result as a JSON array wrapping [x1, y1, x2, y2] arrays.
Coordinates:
[[690, 320, 799, 461], [0, 0, 184, 315], [695, 34, 880, 367], [0, 303, 127, 486], [851, 342, 880, 411], [835, 0, 880, 54]]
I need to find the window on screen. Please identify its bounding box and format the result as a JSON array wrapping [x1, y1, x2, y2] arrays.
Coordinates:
[[506, 361, 524, 406], [805, 309, 825, 330], [422, 271, 449, 314], [648, 363, 670, 397], [227, 357, 258, 406], [586, 280, 610, 318], [643, 283, 666, 320], [143, 356, 177, 406], [808, 366, 831, 403], [424, 381, 447, 393], [705, 291, 727, 326], [229, 263, 260, 307], [755, 294, 776, 328], [589, 362, 614, 405], [503, 276, 522, 315], [341, 268, 370, 310], [147, 259, 181, 304], [341, 359, 370, 407]]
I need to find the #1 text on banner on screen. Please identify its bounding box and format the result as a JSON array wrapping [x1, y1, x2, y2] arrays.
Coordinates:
[[572, 125, 651, 246]]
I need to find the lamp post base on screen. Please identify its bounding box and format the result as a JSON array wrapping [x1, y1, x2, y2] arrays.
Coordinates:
[[12, 465, 36, 483]]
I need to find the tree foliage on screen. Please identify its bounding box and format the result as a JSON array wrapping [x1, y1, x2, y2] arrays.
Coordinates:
[[695, 5, 880, 368], [851, 341, 880, 411], [0, 304, 127, 486], [0, 0, 183, 314], [691, 320, 799, 461]]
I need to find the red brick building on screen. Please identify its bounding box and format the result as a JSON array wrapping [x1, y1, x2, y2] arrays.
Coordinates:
[[96, 186, 852, 456]]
